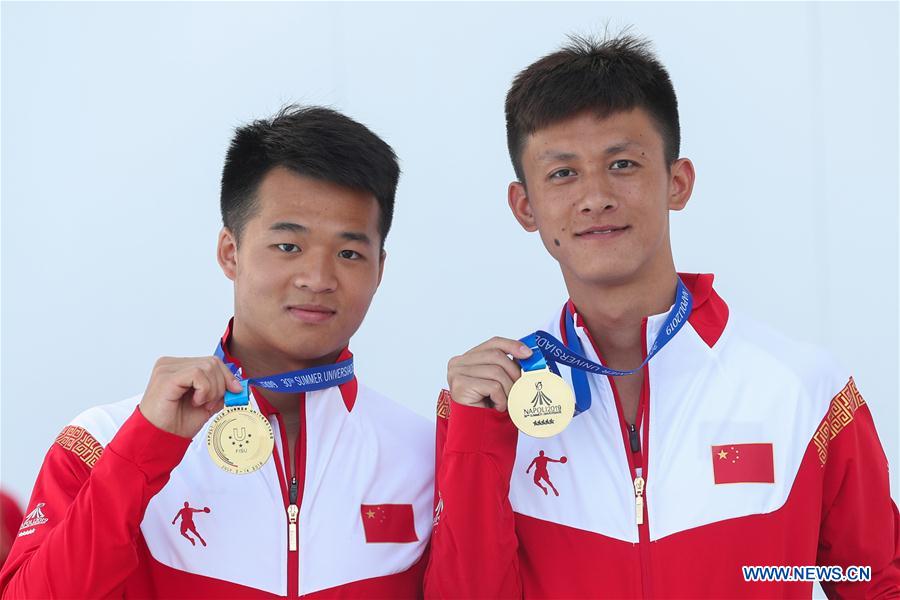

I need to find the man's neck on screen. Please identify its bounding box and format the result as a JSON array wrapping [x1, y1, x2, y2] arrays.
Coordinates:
[[228, 320, 342, 418], [564, 263, 678, 368]]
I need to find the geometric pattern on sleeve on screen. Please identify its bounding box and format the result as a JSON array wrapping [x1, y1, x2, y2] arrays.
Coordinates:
[[812, 377, 866, 466], [54, 425, 104, 468], [436, 389, 451, 420]]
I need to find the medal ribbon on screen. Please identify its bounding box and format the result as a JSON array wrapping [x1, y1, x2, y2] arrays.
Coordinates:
[[214, 343, 354, 407], [519, 277, 692, 415]]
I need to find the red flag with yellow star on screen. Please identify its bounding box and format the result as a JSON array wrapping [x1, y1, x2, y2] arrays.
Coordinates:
[[360, 504, 418, 543], [711, 443, 774, 484]]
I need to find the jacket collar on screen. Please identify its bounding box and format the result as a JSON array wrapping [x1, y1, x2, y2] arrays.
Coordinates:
[[565, 272, 729, 349]]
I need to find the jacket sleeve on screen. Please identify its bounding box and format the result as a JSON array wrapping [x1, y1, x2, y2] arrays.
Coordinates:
[[817, 378, 900, 599], [0, 407, 191, 598], [424, 390, 523, 599]]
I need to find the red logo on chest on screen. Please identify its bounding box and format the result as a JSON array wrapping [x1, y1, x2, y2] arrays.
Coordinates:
[[172, 502, 211, 547], [526, 451, 568, 496]]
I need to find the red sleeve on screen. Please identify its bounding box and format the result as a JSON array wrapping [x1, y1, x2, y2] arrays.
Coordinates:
[[817, 380, 900, 598], [0, 407, 191, 598], [424, 391, 522, 599]]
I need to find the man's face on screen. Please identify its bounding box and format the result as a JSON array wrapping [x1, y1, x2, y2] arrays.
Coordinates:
[[218, 167, 384, 366], [509, 108, 694, 288]]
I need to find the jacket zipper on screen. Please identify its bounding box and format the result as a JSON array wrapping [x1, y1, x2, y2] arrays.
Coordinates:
[[268, 394, 305, 599], [591, 318, 653, 597], [634, 322, 653, 598], [570, 306, 658, 596]]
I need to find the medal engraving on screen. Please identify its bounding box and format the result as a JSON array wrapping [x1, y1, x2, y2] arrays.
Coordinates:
[[507, 369, 575, 438], [206, 405, 274, 474]]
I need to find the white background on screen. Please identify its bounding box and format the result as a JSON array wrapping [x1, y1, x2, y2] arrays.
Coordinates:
[[2, 0, 897, 523]]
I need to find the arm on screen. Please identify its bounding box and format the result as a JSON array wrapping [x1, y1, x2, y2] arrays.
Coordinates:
[[526, 459, 536, 474], [0, 355, 239, 598], [0, 408, 191, 598], [424, 337, 532, 599], [817, 379, 900, 598], [424, 396, 523, 599]]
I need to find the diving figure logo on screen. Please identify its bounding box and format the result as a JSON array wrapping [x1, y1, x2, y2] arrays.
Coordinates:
[[526, 450, 567, 496], [531, 381, 553, 408], [172, 501, 211, 547]]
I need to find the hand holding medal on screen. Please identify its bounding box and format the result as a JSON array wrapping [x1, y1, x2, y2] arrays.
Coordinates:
[[446, 337, 535, 412], [446, 337, 574, 437], [139, 356, 245, 440]]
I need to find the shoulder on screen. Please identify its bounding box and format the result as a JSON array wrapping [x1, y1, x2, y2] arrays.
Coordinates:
[[719, 310, 849, 401], [67, 394, 143, 447]]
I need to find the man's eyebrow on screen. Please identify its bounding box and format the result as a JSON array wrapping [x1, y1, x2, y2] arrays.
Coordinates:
[[340, 231, 373, 245], [535, 150, 579, 163], [269, 222, 373, 245], [270, 222, 308, 233], [605, 141, 641, 154]]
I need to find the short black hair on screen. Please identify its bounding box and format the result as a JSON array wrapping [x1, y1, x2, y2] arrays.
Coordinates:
[[505, 33, 680, 182], [220, 105, 400, 246]]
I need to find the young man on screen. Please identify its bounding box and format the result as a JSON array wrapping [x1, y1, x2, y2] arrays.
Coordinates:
[[1, 106, 434, 598], [425, 35, 899, 598]]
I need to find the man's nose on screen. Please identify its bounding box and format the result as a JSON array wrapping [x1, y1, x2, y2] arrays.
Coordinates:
[[292, 251, 338, 293], [576, 175, 618, 213]]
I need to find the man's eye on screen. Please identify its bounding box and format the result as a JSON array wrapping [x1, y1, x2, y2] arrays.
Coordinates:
[[276, 243, 300, 253], [610, 159, 635, 170], [550, 168, 576, 179], [339, 249, 362, 260]]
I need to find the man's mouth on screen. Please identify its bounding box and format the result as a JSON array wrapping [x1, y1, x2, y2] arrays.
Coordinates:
[[287, 304, 337, 324], [575, 225, 630, 237]]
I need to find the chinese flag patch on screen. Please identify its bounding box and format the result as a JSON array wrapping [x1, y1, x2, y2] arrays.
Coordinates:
[[360, 504, 418, 543], [711, 443, 775, 484]]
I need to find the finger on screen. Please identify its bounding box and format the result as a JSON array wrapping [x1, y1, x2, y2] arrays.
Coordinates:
[[468, 336, 532, 359], [451, 348, 523, 382], [183, 367, 216, 407], [448, 374, 492, 408], [447, 363, 515, 398], [204, 357, 234, 402], [487, 383, 509, 413], [205, 395, 225, 417], [213, 357, 244, 393], [449, 374, 508, 410]]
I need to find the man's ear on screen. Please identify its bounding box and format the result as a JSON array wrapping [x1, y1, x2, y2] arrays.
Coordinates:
[[377, 248, 386, 287], [217, 227, 238, 281], [668, 158, 695, 212], [508, 181, 538, 232]]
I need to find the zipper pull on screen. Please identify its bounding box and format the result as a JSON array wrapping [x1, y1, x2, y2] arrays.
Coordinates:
[[633, 476, 645, 526], [287, 476, 299, 552], [287, 504, 299, 551], [628, 423, 641, 453]]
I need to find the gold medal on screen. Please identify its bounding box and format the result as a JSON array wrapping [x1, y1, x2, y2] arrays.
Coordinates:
[[507, 368, 575, 438], [206, 405, 275, 474]]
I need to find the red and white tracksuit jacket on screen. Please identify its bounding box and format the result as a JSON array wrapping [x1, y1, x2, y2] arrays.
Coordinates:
[[425, 273, 900, 598], [1, 326, 434, 598]]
